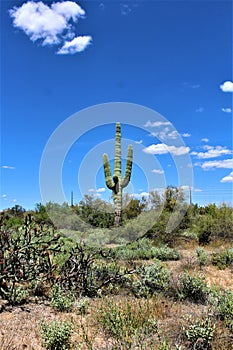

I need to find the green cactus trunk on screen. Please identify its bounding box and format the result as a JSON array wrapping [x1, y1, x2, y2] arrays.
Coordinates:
[[103, 122, 133, 226]]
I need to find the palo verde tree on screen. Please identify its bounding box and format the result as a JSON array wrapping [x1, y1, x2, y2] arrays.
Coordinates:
[[103, 122, 133, 226]]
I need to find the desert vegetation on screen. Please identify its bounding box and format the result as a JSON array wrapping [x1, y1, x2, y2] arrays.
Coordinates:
[[0, 192, 232, 349]]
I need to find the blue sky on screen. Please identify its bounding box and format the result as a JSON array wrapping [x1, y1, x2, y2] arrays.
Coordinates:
[[1, 0, 232, 210]]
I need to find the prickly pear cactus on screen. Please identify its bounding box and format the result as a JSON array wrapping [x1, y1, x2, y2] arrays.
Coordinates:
[[103, 122, 133, 226]]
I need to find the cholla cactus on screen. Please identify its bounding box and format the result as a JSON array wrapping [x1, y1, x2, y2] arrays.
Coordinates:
[[103, 122, 133, 226]]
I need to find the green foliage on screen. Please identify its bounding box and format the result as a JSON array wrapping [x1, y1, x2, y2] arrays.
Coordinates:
[[112, 238, 154, 260], [212, 248, 233, 269], [216, 291, 233, 331], [132, 261, 170, 297], [2, 204, 26, 218], [97, 298, 158, 348], [164, 186, 185, 212], [34, 203, 53, 225], [40, 319, 72, 350], [178, 272, 209, 303], [6, 285, 29, 306], [152, 245, 180, 261], [50, 286, 74, 312], [195, 203, 233, 242], [122, 198, 147, 221], [111, 239, 180, 262], [77, 195, 114, 228], [75, 297, 90, 315], [184, 316, 215, 350], [196, 248, 208, 268]]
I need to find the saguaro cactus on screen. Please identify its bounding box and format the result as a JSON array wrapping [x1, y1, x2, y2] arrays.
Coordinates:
[[103, 122, 133, 226]]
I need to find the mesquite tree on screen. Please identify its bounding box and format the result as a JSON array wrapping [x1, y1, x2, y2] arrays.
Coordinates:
[[103, 122, 133, 226]]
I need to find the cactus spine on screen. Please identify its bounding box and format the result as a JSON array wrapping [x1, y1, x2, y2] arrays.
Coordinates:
[[103, 122, 133, 226]]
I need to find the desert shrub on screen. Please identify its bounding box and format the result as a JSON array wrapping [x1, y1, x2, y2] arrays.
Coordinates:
[[40, 319, 72, 350], [57, 243, 135, 297], [196, 248, 208, 268], [195, 215, 214, 245], [111, 239, 180, 262], [132, 261, 170, 298], [216, 290, 233, 331], [178, 272, 209, 303], [152, 245, 180, 261], [75, 297, 90, 315], [96, 298, 158, 348], [112, 238, 154, 260], [195, 204, 233, 242], [50, 286, 74, 312], [212, 248, 233, 269], [184, 316, 215, 350], [5, 285, 29, 305], [0, 218, 63, 304]]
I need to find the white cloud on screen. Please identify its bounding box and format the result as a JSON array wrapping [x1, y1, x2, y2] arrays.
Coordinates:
[[182, 82, 200, 89], [120, 4, 132, 16], [135, 140, 143, 144], [89, 187, 106, 193], [9, 1, 92, 53], [2, 194, 7, 198], [201, 138, 209, 143], [143, 143, 190, 156], [196, 107, 204, 113], [151, 169, 164, 174], [222, 108, 232, 113], [151, 128, 179, 141], [57, 35, 92, 54], [220, 81, 233, 93], [221, 172, 233, 183], [194, 188, 202, 192], [2, 165, 15, 170], [51, 1, 85, 20], [191, 146, 232, 159], [182, 133, 191, 137], [131, 192, 149, 199], [144, 120, 171, 127], [197, 158, 233, 170]]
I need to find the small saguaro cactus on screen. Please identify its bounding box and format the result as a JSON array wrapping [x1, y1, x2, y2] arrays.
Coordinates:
[[103, 122, 133, 226]]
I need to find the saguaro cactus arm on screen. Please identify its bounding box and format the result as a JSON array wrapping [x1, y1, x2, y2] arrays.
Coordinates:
[[103, 154, 114, 190], [122, 145, 133, 188]]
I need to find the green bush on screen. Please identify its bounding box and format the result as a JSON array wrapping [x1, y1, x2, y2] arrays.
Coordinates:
[[216, 290, 233, 331], [212, 248, 233, 269], [152, 245, 180, 261], [50, 286, 74, 312], [184, 317, 215, 350], [196, 248, 208, 268], [40, 319, 72, 350], [132, 261, 170, 297], [112, 238, 154, 260], [111, 239, 180, 261], [178, 272, 209, 303], [6, 285, 29, 305]]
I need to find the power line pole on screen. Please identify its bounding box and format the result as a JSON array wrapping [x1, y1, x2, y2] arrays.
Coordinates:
[[189, 186, 192, 206], [71, 190, 74, 207]]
